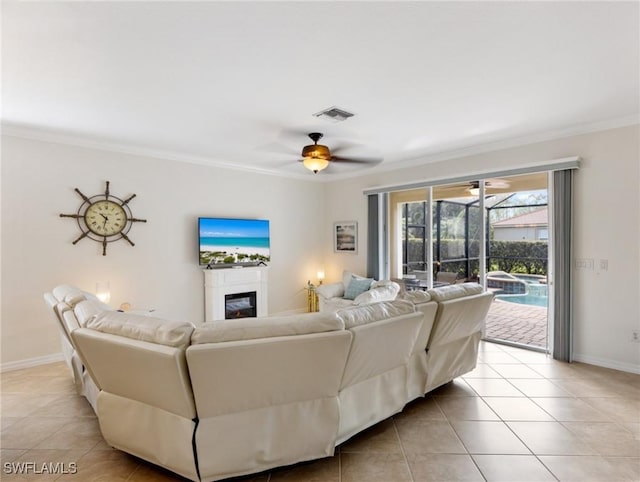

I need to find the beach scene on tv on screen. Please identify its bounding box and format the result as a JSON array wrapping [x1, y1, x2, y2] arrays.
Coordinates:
[[199, 218, 270, 266]]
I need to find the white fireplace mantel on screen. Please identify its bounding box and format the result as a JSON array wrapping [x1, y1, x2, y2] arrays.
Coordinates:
[[204, 267, 268, 322]]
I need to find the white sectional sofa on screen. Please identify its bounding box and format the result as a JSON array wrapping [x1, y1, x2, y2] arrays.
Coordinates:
[[44, 282, 493, 481]]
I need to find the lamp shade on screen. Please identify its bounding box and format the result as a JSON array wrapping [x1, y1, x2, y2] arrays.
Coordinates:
[[96, 281, 111, 304]]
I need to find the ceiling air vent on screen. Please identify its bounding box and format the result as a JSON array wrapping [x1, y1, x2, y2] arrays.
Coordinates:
[[313, 106, 355, 123]]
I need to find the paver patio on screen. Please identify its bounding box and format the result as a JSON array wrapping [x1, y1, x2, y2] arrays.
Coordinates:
[[484, 299, 548, 349]]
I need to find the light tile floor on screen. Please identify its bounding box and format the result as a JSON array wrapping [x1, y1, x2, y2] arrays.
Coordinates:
[[2, 342, 639, 481]]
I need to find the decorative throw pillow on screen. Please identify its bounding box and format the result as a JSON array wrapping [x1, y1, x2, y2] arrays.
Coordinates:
[[343, 277, 374, 300]]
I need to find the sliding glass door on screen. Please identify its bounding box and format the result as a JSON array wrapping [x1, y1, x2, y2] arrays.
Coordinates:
[[393, 173, 551, 352]]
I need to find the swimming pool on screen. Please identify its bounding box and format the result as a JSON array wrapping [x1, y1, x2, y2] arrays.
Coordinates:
[[495, 293, 548, 308]]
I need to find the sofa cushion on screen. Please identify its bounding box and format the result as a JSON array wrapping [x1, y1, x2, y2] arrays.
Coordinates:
[[74, 299, 113, 327], [344, 277, 374, 300], [86, 311, 195, 348], [401, 290, 432, 304], [191, 312, 345, 344], [427, 282, 484, 302], [342, 270, 372, 288], [353, 281, 400, 305], [52, 284, 82, 302], [52, 284, 105, 308], [336, 300, 416, 329], [316, 282, 345, 300]]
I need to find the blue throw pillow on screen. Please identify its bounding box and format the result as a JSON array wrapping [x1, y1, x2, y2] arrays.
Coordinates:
[[344, 277, 374, 300]]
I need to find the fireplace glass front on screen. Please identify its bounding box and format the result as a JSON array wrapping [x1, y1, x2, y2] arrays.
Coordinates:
[[225, 291, 257, 319]]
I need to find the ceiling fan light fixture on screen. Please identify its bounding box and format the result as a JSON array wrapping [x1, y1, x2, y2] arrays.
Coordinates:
[[468, 180, 482, 196], [303, 156, 329, 174]]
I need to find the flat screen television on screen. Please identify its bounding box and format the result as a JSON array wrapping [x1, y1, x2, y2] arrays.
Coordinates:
[[199, 217, 270, 267]]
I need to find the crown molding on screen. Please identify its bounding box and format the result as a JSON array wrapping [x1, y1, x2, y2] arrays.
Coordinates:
[[3, 114, 638, 183], [0, 123, 320, 182]]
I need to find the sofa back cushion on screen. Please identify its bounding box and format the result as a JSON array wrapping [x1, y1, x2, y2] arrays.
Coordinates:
[[427, 282, 483, 302], [52, 284, 102, 307], [186, 330, 353, 418], [336, 300, 415, 329], [400, 290, 432, 304], [86, 311, 194, 348], [316, 282, 345, 300], [74, 299, 113, 327], [342, 270, 368, 289], [191, 312, 344, 344], [72, 313, 197, 419], [427, 286, 494, 348], [352, 281, 400, 305], [336, 301, 423, 389]]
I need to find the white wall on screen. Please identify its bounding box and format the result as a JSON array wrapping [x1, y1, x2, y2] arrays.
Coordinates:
[[1, 135, 326, 366], [323, 125, 640, 373], [3, 126, 639, 373]]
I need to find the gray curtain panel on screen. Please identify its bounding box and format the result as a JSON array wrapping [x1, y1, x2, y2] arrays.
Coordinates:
[[367, 194, 379, 279], [552, 169, 574, 362]]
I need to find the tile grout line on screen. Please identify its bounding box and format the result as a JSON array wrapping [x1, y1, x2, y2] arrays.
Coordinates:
[[433, 396, 489, 482], [391, 416, 414, 482], [484, 358, 563, 482]]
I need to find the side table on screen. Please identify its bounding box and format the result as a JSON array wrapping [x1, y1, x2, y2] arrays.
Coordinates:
[[305, 283, 319, 312]]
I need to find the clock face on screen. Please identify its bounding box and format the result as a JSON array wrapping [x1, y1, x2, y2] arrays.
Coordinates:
[[84, 200, 127, 236]]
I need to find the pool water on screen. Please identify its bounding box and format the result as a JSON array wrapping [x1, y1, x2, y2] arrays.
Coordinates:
[[496, 293, 548, 308]]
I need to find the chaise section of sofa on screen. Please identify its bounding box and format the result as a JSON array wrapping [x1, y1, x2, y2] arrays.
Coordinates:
[[44, 285, 113, 410], [333, 300, 426, 444], [422, 283, 494, 393], [71, 311, 199, 481], [187, 312, 352, 481], [399, 290, 439, 401]]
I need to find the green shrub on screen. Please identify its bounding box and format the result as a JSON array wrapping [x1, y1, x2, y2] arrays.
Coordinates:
[[405, 239, 547, 276]]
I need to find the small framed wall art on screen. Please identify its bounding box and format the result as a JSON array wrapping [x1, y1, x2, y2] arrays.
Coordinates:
[[334, 221, 357, 253]]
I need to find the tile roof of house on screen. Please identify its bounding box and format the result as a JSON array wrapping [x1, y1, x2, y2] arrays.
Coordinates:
[[492, 207, 548, 227]]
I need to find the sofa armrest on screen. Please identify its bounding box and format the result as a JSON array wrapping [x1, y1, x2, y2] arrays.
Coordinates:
[[316, 282, 345, 300]]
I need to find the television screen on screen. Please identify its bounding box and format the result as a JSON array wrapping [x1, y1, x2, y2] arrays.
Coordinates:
[[199, 217, 270, 267]]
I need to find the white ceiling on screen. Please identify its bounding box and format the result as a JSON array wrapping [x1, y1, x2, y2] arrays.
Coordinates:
[[3, 1, 639, 179]]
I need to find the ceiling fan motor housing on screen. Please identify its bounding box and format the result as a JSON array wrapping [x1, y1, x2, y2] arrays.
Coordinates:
[[302, 143, 331, 160]]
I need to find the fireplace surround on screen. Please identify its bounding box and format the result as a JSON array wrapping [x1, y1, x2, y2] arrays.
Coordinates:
[[204, 267, 268, 321]]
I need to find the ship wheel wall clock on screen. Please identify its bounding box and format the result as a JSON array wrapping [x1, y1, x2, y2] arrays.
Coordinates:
[[60, 181, 147, 256]]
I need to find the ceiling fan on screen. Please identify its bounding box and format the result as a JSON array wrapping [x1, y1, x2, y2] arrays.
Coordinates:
[[297, 132, 380, 173], [467, 179, 511, 195], [438, 178, 511, 196]]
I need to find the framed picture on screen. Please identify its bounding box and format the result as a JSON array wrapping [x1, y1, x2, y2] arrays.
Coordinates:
[[334, 221, 358, 253]]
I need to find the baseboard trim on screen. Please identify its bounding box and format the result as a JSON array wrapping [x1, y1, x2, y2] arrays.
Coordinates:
[[1, 353, 65, 373], [572, 353, 640, 375]]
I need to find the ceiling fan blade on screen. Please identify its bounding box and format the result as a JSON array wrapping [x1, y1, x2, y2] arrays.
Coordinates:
[[486, 179, 511, 188], [254, 142, 299, 156], [438, 183, 469, 191], [329, 140, 365, 153], [331, 155, 381, 164]]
